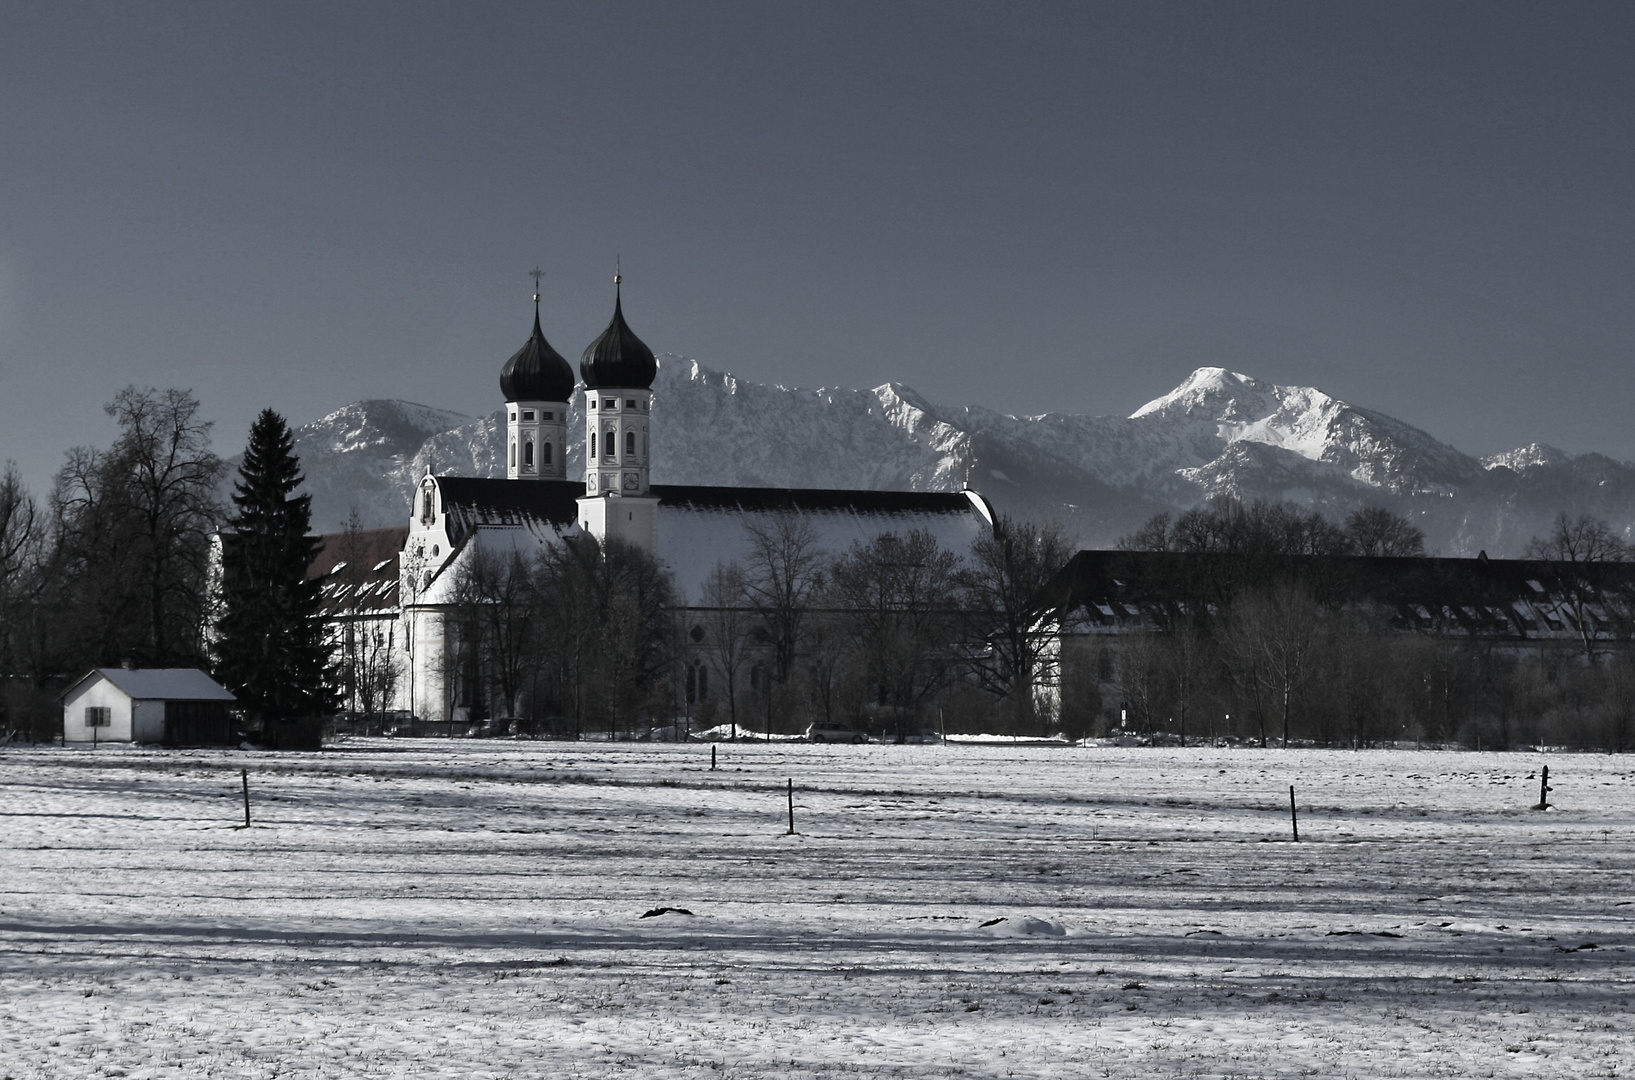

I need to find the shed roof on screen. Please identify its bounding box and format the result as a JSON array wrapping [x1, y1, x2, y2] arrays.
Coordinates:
[[65, 668, 237, 702]]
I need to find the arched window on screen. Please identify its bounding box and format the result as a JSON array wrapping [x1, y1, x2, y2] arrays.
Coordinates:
[[625, 431, 636, 457], [604, 428, 615, 457], [509, 440, 516, 469], [523, 441, 534, 468], [542, 441, 552, 465], [589, 432, 596, 458]]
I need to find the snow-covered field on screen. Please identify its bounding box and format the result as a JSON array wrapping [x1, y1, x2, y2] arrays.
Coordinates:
[[2, 742, 1631, 1078]]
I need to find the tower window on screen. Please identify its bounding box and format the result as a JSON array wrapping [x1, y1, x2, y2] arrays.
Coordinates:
[[509, 441, 516, 468], [524, 441, 534, 468], [509, 411, 516, 422], [542, 441, 552, 464], [590, 400, 597, 409], [626, 399, 636, 408], [625, 431, 636, 457], [604, 428, 615, 457], [523, 410, 535, 421], [543, 411, 553, 420], [589, 432, 596, 458]]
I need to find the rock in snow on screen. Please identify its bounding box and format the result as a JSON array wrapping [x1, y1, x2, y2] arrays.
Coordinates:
[[280, 360, 1635, 557]]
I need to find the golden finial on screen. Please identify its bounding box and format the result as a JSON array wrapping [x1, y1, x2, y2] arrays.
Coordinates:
[[614, 254, 621, 287]]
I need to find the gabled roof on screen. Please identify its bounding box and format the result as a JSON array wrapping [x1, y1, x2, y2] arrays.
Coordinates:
[[64, 668, 237, 702], [1036, 549, 1635, 642], [419, 476, 996, 608]]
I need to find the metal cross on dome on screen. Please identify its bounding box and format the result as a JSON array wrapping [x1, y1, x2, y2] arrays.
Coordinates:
[[529, 265, 544, 301]]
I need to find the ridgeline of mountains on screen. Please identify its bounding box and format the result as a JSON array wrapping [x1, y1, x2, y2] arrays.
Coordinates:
[[285, 361, 1635, 557]]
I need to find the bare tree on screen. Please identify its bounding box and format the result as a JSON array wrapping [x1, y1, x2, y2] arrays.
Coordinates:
[[1524, 513, 1631, 664], [699, 561, 754, 739], [1222, 581, 1325, 747], [967, 515, 1073, 734], [827, 529, 967, 729], [1344, 506, 1426, 557], [741, 512, 826, 685], [0, 463, 41, 675]]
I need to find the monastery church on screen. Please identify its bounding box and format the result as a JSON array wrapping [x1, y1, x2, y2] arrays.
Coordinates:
[[323, 276, 997, 727]]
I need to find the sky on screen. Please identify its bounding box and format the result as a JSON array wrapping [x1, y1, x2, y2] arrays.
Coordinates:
[[2, 2, 1633, 496]]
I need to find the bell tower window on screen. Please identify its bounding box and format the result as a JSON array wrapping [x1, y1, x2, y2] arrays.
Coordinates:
[[625, 431, 636, 457], [542, 441, 552, 465], [523, 441, 534, 468], [590, 432, 596, 458]]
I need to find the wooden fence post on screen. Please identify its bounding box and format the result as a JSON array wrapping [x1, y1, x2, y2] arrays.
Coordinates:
[[786, 778, 795, 835], [1289, 785, 1299, 842], [241, 769, 251, 828]]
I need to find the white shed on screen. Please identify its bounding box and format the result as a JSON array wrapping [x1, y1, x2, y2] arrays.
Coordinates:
[[62, 668, 237, 745]]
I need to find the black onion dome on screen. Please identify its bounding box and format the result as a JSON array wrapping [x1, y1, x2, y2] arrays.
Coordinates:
[[500, 309, 576, 402], [579, 292, 657, 390]]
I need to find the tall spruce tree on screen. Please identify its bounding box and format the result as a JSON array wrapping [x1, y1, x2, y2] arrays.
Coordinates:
[[215, 410, 334, 720]]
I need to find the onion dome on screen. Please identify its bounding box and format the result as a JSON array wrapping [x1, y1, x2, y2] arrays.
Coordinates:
[[579, 281, 657, 390], [499, 305, 575, 403]]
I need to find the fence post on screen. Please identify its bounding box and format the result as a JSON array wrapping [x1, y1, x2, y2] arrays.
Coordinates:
[[241, 769, 251, 828], [786, 778, 795, 835], [1289, 785, 1299, 842], [1534, 764, 1551, 810]]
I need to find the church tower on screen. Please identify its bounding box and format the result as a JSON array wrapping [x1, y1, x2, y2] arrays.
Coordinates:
[[499, 279, 575, 481], [576, 270, 659, 551]]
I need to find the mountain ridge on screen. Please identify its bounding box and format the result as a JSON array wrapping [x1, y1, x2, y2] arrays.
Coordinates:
[[282, 360, 1635, 557]]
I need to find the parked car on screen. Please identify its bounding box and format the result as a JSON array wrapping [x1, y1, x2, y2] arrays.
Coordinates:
[[806, 721, 867, 744]]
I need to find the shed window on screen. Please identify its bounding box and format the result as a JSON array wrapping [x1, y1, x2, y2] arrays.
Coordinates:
[[85, 706, 111, 728]]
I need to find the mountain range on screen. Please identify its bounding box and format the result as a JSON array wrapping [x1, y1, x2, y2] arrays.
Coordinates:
[[281, 360, 1635, 557]]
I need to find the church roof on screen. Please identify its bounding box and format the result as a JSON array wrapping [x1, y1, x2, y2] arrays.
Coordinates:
[[580, 289, 657, 390], [416, 476, 994, 607], [499, 307, 576, 403]]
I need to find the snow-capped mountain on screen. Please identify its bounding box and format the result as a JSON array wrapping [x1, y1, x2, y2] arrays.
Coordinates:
[[284, 362, 1635, 556]]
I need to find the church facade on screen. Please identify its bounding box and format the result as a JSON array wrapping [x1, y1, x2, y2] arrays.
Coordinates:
[[353, 277, 996, 730]]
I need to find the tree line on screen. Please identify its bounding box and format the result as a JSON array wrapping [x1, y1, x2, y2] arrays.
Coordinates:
[[0, 388, 334, 741], [441, 511, 1073, 740], [1069, 499, 1635, 751]]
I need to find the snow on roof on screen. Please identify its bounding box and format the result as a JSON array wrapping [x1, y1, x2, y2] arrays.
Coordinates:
[[73, 668, 236, 702]]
